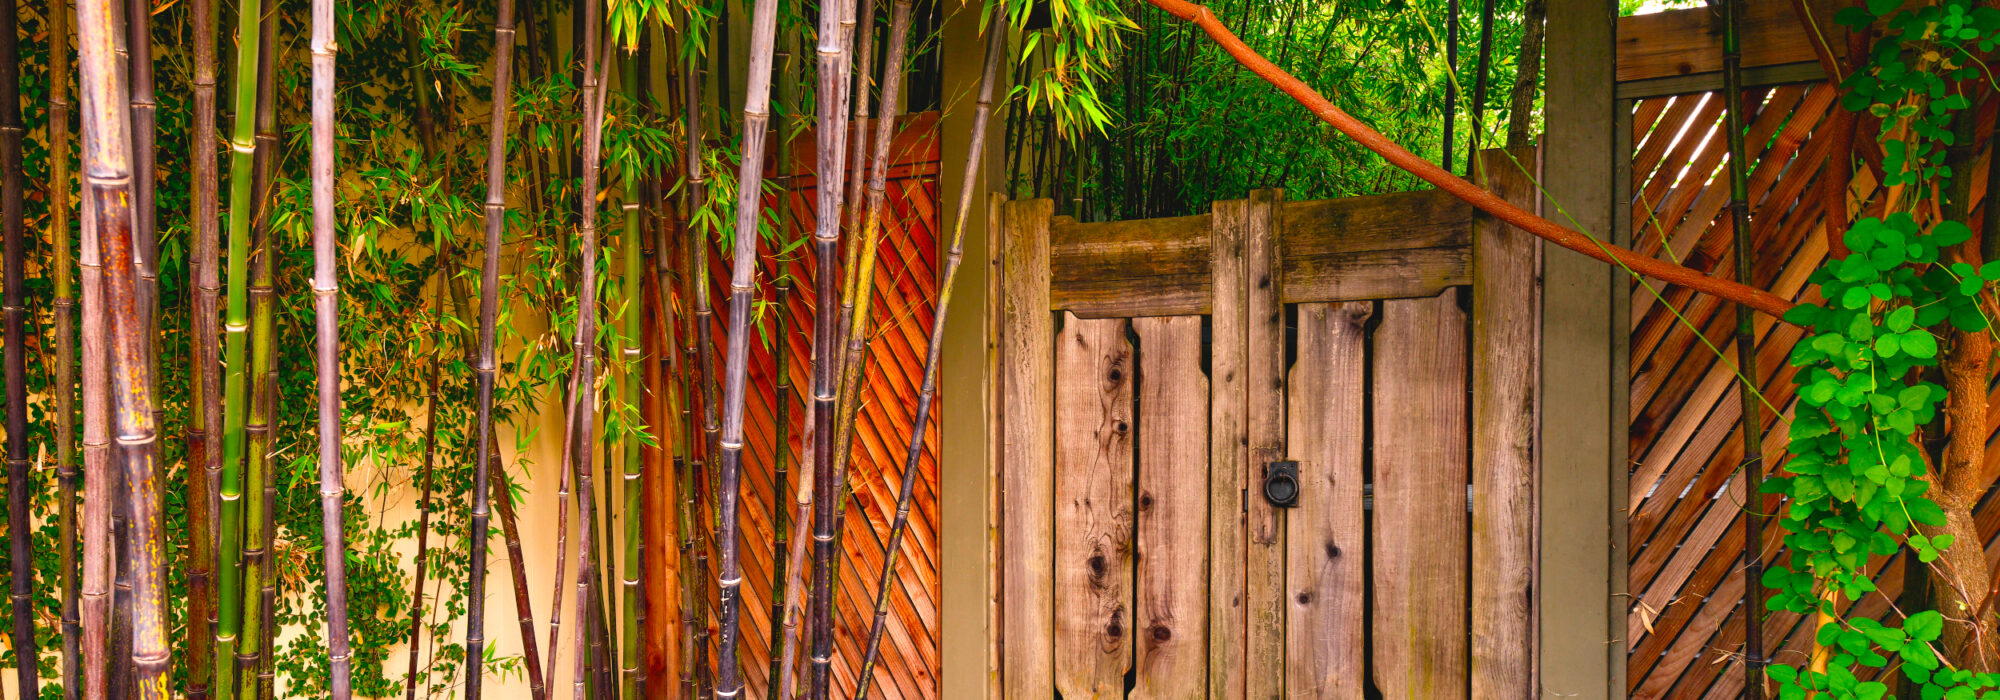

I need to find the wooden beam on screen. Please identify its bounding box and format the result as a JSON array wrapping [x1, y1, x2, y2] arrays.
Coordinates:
[[1048, 189, 1474, 317], [1616, 0, 1845, 84], [999, 198, 1056, 697]]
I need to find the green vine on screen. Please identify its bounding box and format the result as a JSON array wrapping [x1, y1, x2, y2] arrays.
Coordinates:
[[1767, 0, 2000, 697]]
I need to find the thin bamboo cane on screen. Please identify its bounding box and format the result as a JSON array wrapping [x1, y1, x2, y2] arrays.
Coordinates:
[[47, 0, 83, 692], [806, 0, 861, 696], [0, 0, 35, 690], [852, 12, 1003, 695], [235, 18, 278, 691], [255, 353, 276, 700], [765, 20, 798, 690], [618, 40, 647, 700], [542, 396, 576, 693], [681, 20, 717, 693], [400, 19, 449, 699], [566, 25, 615, 700], [825, 2, 914, 612], [463, 0, 521, 690], [714, 0, 783, 692], [1718, 1, 1764, 696], [186, 0, 221, 685], [310, 0, 351, 689], [74, 0, 168, 691], [212, 0, 270, 683], [841, 0, 879, 240], [670, 170, 702, 699]]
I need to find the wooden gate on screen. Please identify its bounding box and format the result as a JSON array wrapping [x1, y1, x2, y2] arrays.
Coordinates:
[[989, 148, 1545, 699]]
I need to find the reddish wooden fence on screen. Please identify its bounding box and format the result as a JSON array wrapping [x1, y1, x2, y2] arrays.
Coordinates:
[[990, 148, 1542, 698]]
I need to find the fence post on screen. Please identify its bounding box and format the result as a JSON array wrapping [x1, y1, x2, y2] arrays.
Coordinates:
[[997, 197, 1054, 698]]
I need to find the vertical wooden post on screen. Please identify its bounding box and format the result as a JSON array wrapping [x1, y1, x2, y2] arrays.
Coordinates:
[[1542, 0, 1623, 691], [1472, 146, 1544, 700], [999, 198, 1055, 697], [1244, 189, 1288, 699], [1208, 197, 1250, 700], [1052, 314, 1134, 699]]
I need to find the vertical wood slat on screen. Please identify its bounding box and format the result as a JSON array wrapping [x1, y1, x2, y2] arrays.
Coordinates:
[[986, 192, 1006, 700], [1053, 314, 1136, 699], [1000, 198, 1056, 697], [1372, 290, 1471, 700], [1245, 189, 1289, 699], [1285, 302, 1372, 700], [1208, 198, 1250, 700], [1131, 315, 1210, 700], [1471, 146, 1543, 700]]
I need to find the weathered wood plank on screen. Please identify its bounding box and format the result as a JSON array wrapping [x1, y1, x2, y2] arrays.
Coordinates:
[[1000, 198, 1056, 697], [1285, 302, 1371, 700], [1053, 314, 1136, 700], [986, 193, 1006, 700], [1245, 189, 1289, 698], [1208, 198, 1249, 700], [1615, 0, 1845, 83], [1131, 315, 1210, 700], [1048, 190, 1474, 316], [1471, 147, 1543, 700], [1372, 290, 1471, 700]]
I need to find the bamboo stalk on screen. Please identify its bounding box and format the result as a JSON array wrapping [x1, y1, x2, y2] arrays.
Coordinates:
[[186, 0, 221, 685], [766, 20, 798, 690], [0, 0, 35, 689], [565, 21, 615, 700], [235, 16, 278, 691], [806, 0, 861, 696], [78, 7, 110, 692], [1720, 0, 1763, 692], [310, 0, 351, 690], [47, 0, 82, 692], [852, 12, 1004, 695], [400, 18, 449, 699], [713, 0, 783, 692], [671, 170, 702, 699], [825, 3, 915, 620], [107, 5, 133, 689], [74, 0, 168, 690], [542, 396, 576, 693], [212, 0, 270, 683], [618, 38, 647, 700], [463, 0, 521, 689], [681, 19, 717, 693]]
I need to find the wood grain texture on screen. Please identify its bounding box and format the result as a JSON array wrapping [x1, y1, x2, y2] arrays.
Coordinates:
[[1471, 147, 1542, 700], [1372, 291, 1471, 700], [1208, 197, 1249, 700], [1000, 198, 1056, 697], [1284, 302, 1371, 700], [1053, 314, 1136, 700], [1245, 189, 1288, 699], [1048, 190, 1473, 317], [1131, 315, 1210, 700], [1615, 0, 1845, 83]]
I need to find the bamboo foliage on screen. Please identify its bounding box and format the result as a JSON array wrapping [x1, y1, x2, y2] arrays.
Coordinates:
[[853, 11, 1006, 695], [0, 0, 34, 691], [463, 0, 521, 689]]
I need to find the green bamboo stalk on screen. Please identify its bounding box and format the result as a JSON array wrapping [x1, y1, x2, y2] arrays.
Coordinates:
[[617, 39, 647, 700], [669, 161, 701, 699], [464, 0, 523, 689], [310, 0, 349, 684], [852, 12, 1004, 695], [0, 0, 35, 689], [234, 15, 277, 691], [765, 17, 798, 689], [806, 0, 862, 696], [46, 0, 82, 691], [212, 0, 270, 682], [681, 16, 717, 692], [714, 0, 783, 692], [73, 0, 168, 691]]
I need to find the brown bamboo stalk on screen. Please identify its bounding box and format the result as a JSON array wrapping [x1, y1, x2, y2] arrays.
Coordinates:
[[74, 0, 168, 691], [542, 395, 577, 692], [713, 0, 782, 693], [186, 0, 221, 685], [77, 5, 110, 691], [463, 0, 522, 689], [106, 3, 133, 691], [0, 0, 34, 689], [310, 0, 351, 689], [680, 18, 717, 693], [806, 0, 861, 696], [399, 18, 449, 698], [852, 10, 1003, 695], [46, 0, 82, 692], [766, 19, 799, 689], [825, 3, 915, 617], [565, 22, 616, 700], [668, 152, 702, 700]]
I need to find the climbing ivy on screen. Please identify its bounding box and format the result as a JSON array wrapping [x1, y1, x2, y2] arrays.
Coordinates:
[[1767, 0, 2000, 697]]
